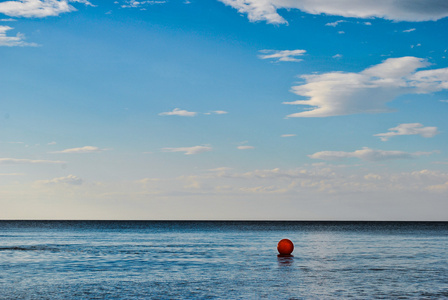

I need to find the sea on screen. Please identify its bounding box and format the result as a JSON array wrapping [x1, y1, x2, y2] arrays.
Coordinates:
[[0, 221, 447, 299]]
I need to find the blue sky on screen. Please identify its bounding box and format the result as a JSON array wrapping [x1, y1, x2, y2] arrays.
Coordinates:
[[1, 0, 448, 220]]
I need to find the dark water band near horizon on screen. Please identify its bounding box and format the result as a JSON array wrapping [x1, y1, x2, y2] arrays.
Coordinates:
[[0, 221, 447, 299]]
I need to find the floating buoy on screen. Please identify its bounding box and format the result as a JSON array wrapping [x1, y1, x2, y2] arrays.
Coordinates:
[[277, 239, 294, 256]]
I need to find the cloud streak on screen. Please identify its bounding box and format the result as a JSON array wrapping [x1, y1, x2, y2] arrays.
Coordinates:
[[120, 0, 166, 8], [258, 49, 306, 62], [211, 110, 228, 115], [309, 147, 433, 162], [37, 174, 83, 185], [162, 145, 212, 155], [218, 0, 448, 24], [375, 123, 439, 141], [52, 146, 107, 153], [0, 158, 66, 164], [237, 145, 254, 150], [284, 57, 448, 117], [159, 108, 198, 117], [325, 20, 346, 27]]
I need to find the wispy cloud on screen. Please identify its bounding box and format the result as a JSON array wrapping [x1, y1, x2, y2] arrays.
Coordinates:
[[139, 166, 448, 197], [0, 158, 66, 164], [159, 108, 198, 117], [162, 145, 212, 155], [218, 0, 288, 24], [374, 123, 439, 141], [52, 146, 107, 153], [203, 110, 229, 115], [325, 20, 346, 27], [427, 181, 448, 192], [0, 26, 38, 47], [309, 147, 433, 162], [211, 110, 228, 115], [237, 145, 254, 150], [403, 28, 416, 33], [36, 174, 83, 185], [218, 0, 448, 24], [281, 134, 296, 138], [258, 49, 306, 62], [120, 0, 166, 8], [284, 57, 448, 117]]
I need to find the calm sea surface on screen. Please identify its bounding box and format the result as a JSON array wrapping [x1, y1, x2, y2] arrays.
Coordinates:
[[0, 221, 447, 299]]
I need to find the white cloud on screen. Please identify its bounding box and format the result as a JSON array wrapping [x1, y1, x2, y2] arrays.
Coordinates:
[[325, 20, 345, 27], [162, 145, 212, 155], [47, 141, 57, 145], [338, 31, 345, 34], [121, 0, 166, 8], [363, 22, 372, 25], [0, 18, 16, 21], [4, 0, 94, 17], [403, 28, 416, 32], [0, 25, 38, 46], [237, 145, 254, 150], [0, 0, 83, 18], [37, 174, 83, 185], [427, 181, 448, 191], [204, 110, 229, 115], [219, 0, 287, 24], [284, 56, 448, 117], [309, 147, 433, 161], [0, 158, 66, 164], [52, 146, 106, 153], [212, 110, 228, 114], [440, 99, 448, 102], [131, 165, 448, 197], [281, 134, 296, 137], [2, 163, 448, 220], [218, 0, 448, 24], [159, 108, 198, 117], [375, 123, 439, 141], [258, 49, 306, 62], [71, 0, 94, 6], [332, 54, 342, 58]]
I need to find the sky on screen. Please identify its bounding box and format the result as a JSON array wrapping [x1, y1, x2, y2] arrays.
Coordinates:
[[1, 0, 448, 220]]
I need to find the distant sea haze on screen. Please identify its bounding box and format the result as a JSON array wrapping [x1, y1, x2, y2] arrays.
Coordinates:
[[1, 221, 447, 299]]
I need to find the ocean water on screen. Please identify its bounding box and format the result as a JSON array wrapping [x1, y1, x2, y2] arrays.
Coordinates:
[[0, 221, 447, 299]]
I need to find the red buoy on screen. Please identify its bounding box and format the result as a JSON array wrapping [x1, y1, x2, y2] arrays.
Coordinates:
[[277, 239, 294, 255]]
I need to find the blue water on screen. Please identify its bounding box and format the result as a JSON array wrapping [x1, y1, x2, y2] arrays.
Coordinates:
[[0, 221, 447, 299]]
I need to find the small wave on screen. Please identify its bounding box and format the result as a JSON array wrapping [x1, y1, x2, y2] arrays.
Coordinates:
[[0, 245, 61, 252]]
